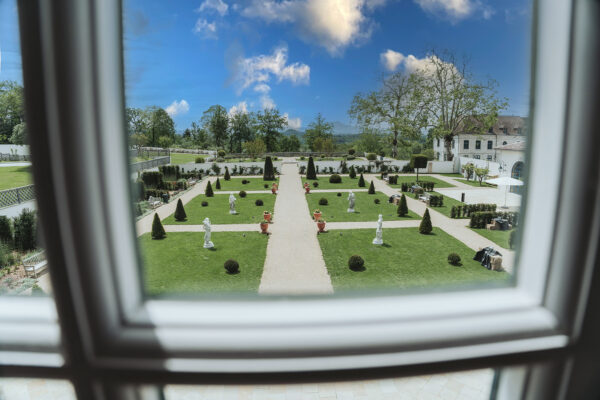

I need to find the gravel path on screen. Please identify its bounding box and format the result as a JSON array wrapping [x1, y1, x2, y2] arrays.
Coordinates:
[[259, 163, 333, 295]]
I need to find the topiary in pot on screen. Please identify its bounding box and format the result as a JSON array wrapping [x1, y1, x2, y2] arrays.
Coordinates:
[[239, 190, 247, 198], [318, 197, 328, 206], [329, 174, 342, 184], [224, 259, 240, 274], [448, 253, 461, 266], [358, 173, 366, 187], [348, 255, 365, 271], [419, 209, 433, 234], [151, 213, 166, 239], [201, 201, 209, 207], [374, 198, 380, 204], [368, 180, 375, 194], [174, 199, 187, 221], [255, 199, 264, 206], [215, 177, 221, 190], [205, 181, 214, 197], [397, 194, 408, 217]]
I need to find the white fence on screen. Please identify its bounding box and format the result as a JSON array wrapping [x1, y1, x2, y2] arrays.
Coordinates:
[[0, 144, 30, 155]]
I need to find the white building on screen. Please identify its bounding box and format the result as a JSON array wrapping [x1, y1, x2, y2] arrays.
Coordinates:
[[495, 140, 526, 181], [433, 116, 527, 162]]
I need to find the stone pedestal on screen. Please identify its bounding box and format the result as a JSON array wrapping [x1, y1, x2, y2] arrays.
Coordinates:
[[204, 241, 214, 249]]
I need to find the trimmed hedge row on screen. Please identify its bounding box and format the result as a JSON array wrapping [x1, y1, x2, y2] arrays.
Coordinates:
[[400, 181, 435, 192], [429, 194, 444, 207], [469, 211, 520, 228], [450, 203, 496, 219]]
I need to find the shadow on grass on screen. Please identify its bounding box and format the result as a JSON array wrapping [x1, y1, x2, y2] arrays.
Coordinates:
[[350, 266, 366, 272]]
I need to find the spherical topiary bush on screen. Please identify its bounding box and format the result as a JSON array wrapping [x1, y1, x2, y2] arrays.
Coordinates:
[[448, 253, 461, 266], [239, 190, 247, 198], [366, 153, 377, 161], [242, 179, 249, 184], [264, 184, 269, 189], [201, 201, 209, 207], [337, 192, 342, 197], [329, 174, 342, 184], [348, 148, 356, 155], [348, 255, 365, 271], [255, 199, 264, 206], [374, 198, 380, 204], [218, 149, 226, 157], [313, 182, 319, 188], [224, 259, 240, 274], [318, 197, 328, 206], [195, 157, 205, 163]]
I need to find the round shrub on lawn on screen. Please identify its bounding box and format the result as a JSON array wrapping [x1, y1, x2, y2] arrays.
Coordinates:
[[348, 148, 356, 155], [239, 190, 247, 198], [218, 149, 226, 157], [374, 198, 380, 204], [242, 179, 249, 184], [448, 253, 461, 266], [255, 199, 264, 206], [366, 153, 377, 161], [337, 192, 342, 197], [195, 157, 205, 163], [201, 201, 209, 207], [224, 259, 240, 274], [329, 174, 342, 184], [313, 182, 319, 188], [318, 197, 328, 206], [348, 255, 365, 271], [264, 184, 269, 189]]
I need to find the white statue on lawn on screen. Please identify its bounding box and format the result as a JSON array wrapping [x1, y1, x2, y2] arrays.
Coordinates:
[[229, 193, 237, 214], [372, 214, 383, 245], [347, 191, 356, 213], [203, 217, 214, 248]]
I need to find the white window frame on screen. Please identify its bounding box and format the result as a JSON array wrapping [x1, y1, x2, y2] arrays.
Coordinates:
[[1, 0, 599, 399]]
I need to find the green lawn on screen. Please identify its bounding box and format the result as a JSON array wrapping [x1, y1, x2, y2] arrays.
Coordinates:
[[162, 193, 276, 225], [437, 173, 464, 178], [215, 177, 279, 192], [427, 192, 468, 219], [388, 175, 456, 189], [303, 175, 367, 190], [470, 228, 514, 249], [455, 178, 497, 188], [318, 227, 509, 292], [0, 166, 32, 190], [306, 191, 419, 222], [170, 153, 203, 165], [140, 232, 268, 295]]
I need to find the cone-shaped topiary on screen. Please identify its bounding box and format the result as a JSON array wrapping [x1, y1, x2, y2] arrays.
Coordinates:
[[263, 156, 275, 180], [368, 180, 375, 194], [205, 181, 214, 197], [215, 177, 221, 189], [419, 209, 433, 234], [397, 194, 408, 217], [224, 167, 231, 181], [151, 213, 166, 239], [174, 199, 187, 221], [306, 156, 317, 179], [349, 165, 356, 179], [358, 173, 366, 187]]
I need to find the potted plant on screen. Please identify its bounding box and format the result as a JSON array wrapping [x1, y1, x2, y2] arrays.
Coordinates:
[[263, 210, 272, 222], [304, 182, 310, 194], [260, 219, 269, 234], [313, 209, 322, 220], [316, 218, 326, 233]]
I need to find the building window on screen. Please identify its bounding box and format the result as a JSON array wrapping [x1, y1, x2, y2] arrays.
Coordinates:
[[436, 139, 440, 147], [488, 127, 494, 133], [475, 140, 481, 149], [474, 155, 480, 159], [488, 140, 493, 149], [451, 140, 455, 148], [487, 155, 493, 160], [463, 140, 469, 150], [516, 128, 522, 134], [502, 128, 508, 134]]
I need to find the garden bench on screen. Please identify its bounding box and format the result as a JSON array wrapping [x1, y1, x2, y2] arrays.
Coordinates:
[[23, 250, 48, 278], [148, 196, 162, 209], [419, 192, 431, 205], [187, 178, 197, 186]]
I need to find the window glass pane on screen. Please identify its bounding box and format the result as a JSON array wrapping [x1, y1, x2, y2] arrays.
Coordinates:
[[124, 0, 531, 296], [0, 378, 76, 400], [0, 0, 52, 297]]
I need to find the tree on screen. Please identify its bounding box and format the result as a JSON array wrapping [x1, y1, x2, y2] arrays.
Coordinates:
[[358, 173, 366, 187], [174, 199, 187, 221], [280, 135, 301, 152], [224, 167, 231, 181], [189, 120, 209, 148], [0, 81, 25, 143], [157, 135, 172, 149], [125, 107, 149, 137], [13, 209, 36, 251], [397, 194, 408, 217], [215, 177, 221, 189], [354, 127, 385, 154], [263, 156, 275, 180], [0, 216, 12, 245], [130, 133, 148, 148], [256, 108, 286, 152], [368, 180, 375, 194], [202, 105, 229, 148], [10, 122, 27, 145], [243, 138, 266, 158], [151, 213, 166, 239], [304, 113, 333, 151], [349, 72, 425, 158], [306, 156, 317, 179], [463, 163, 475, 180], [419, 209, 432, 234], [475, 167, 489, 186], [146, 106, 175, 147], [313, 137, 335, 154], [418, 50, 508, 160], [349, 165, 356, 179], [229, 111, 255, 153], [411, 154, 428, 181], [205, 181, 214, 197]]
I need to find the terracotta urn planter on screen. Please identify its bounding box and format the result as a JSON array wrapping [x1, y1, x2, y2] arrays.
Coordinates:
[[313, 210, 322, 220], [305, 186, 310, 194], [317, 219, 326, 233], [263, 211, 272, 222], [260, 221, 269, 234]]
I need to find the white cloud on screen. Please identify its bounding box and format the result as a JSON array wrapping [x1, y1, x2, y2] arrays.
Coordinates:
[[241, 0, 388, 56], [380, 51, 459, 77], [194, 19, 218, 38], [197, 0, 229, 16], [414, 0, 476, 21], [165, 100, 190, 116], [260, 94, 276, 110], [234, 45, 310, 94], [284, 113, 302, 129], [253, 83, 271, 93], [380, 49, 405, 72], [228, 101, 248, 116]]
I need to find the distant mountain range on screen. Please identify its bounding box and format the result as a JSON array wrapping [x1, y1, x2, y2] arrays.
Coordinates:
[[283, 121, 360, 137]]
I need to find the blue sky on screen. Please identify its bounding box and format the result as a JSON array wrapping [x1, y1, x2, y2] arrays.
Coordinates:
[[1, 0, 532, 132]]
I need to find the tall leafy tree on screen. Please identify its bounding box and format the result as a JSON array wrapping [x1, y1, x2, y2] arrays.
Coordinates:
[[202, 105, 229, 148], [354, 127, 385, 154], [189, 121, 209, 148], [418, 50, 508, 160], [146, 106, 175, 147], [10, 122, 27, 145], [280, 135, 301, 152], [256, 108, 286, 152], [125, 107, 149, 137], [0, 81, 25, 144], [349, 72, 425, 159], [304, 113, 333, 151], [229, 111, 255, 153]]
